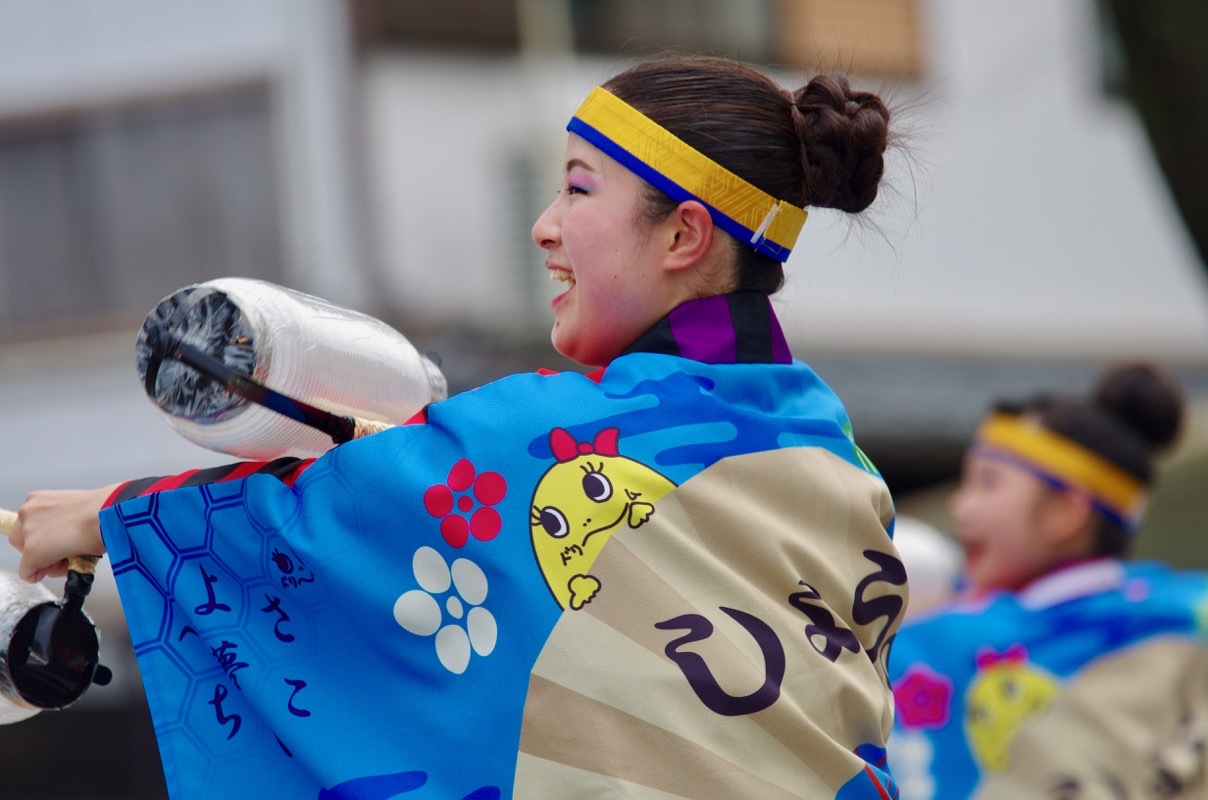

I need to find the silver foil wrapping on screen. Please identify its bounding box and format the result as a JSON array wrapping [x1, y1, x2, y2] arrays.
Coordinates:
[[136, 278, 448, 459]]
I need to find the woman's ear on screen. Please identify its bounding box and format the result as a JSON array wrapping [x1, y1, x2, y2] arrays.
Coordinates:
[[660, 200, 717, 272], [1040, 488, 1096, 548]]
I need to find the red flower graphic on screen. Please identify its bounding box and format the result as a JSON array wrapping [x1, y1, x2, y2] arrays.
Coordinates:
[[893, 664, 952, 729], [423, 459, 507, 548]]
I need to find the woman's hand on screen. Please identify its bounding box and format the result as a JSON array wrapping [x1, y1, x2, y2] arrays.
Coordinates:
[[9, 485, 120, 582]]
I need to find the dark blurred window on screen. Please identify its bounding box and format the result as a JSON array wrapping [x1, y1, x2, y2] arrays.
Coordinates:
[[351, 0, 523, 52], [570, 0, 774, 60], [350, 0, 923, 79], [0, 83, 284, 340]]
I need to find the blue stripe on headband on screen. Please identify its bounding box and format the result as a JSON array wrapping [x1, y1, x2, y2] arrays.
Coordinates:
[[567, 117, 794, 262]]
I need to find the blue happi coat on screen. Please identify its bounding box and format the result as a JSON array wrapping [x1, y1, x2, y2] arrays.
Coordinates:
[[100, 293, 906, 799], [888, 558, 1208, 799]]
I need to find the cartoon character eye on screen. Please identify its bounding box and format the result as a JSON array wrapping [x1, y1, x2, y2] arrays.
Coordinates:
[[582, 471, 612, 503], [538, 507, 569, 538], [271, 549, 294, 574]]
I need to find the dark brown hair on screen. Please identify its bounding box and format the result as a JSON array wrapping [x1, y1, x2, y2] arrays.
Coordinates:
[[602, 55, 893, 294], [994, 362, 1185, 556]]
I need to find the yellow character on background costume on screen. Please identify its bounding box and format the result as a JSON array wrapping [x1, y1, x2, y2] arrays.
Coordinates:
[[965, 644, 1060, 773], [530, 427, 676, 610]]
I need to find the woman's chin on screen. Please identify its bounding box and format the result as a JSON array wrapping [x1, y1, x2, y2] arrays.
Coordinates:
[[550, 325, 580, 362]]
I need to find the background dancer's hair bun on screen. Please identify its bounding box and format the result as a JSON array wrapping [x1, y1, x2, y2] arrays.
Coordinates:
[[1093, 362, 1185, 454]]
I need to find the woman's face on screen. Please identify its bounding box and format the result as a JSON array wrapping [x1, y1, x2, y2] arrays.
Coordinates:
[[531, 133, 679, 367], [948, 451, 1068, 594]]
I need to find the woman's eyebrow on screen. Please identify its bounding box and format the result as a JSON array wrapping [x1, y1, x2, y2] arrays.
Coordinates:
[[565, 157, 596, 174]]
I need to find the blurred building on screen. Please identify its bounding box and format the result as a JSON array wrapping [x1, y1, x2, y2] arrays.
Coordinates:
[[2, 0, 1206, 355], [0, 1, 1206, 797], [5, 0, 1195, 485]]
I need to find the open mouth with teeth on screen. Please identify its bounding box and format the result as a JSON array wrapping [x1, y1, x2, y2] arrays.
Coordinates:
[[549, 267, 574, 285]]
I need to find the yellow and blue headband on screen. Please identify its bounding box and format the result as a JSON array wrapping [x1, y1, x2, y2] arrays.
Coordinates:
[[568, 87, 808, 263], [973, 412, 1149, 531]]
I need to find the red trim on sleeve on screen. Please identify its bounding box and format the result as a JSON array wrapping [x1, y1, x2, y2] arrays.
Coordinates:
[[138, 469, 204, 498], [282, 459, 316, 487], [103, 482, 131, 509], [223, 461, 274, 482]]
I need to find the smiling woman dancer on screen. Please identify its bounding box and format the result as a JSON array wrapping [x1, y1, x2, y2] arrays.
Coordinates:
[[888, 363, 1208, 799], [10, 55, 905, 799]]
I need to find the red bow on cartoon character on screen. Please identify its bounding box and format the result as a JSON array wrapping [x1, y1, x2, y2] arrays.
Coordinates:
[[974, 643, 1028, 670], [549, 427, 621, 463]]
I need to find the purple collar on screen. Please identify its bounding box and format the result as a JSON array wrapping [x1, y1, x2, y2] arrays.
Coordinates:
[[618, 293, 792, 365]]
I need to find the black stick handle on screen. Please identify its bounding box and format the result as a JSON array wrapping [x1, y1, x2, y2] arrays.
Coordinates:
[[167, 337, 359, 445]]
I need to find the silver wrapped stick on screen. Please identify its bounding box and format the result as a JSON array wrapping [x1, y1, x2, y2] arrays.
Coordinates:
[[136, 278, 448, 459]]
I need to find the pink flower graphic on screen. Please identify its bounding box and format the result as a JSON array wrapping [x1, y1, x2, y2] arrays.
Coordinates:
[[423, 459, 507, 548], [893, 664, 952, 730]]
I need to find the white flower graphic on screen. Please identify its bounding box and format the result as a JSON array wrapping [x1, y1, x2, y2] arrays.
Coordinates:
[[887, 731, 937, 800], [393, 546, 497, 674]]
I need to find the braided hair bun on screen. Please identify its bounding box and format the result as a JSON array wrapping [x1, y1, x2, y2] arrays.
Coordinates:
[[1093, 362, 1185, 453], [792, 73, 891, 213]]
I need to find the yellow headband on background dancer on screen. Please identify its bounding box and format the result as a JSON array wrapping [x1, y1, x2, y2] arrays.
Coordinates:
[[974, 412, 1149, 530], [568, 87, 807, 263]]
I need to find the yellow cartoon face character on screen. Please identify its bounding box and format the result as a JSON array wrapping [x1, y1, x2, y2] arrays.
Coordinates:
[[965, 644, 1059, 773], [530, 427, 676, 610]]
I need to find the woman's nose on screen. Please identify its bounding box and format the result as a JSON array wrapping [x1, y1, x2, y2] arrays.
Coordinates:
[[531, 198, 560, 249], [947, 486, 972, 526]]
